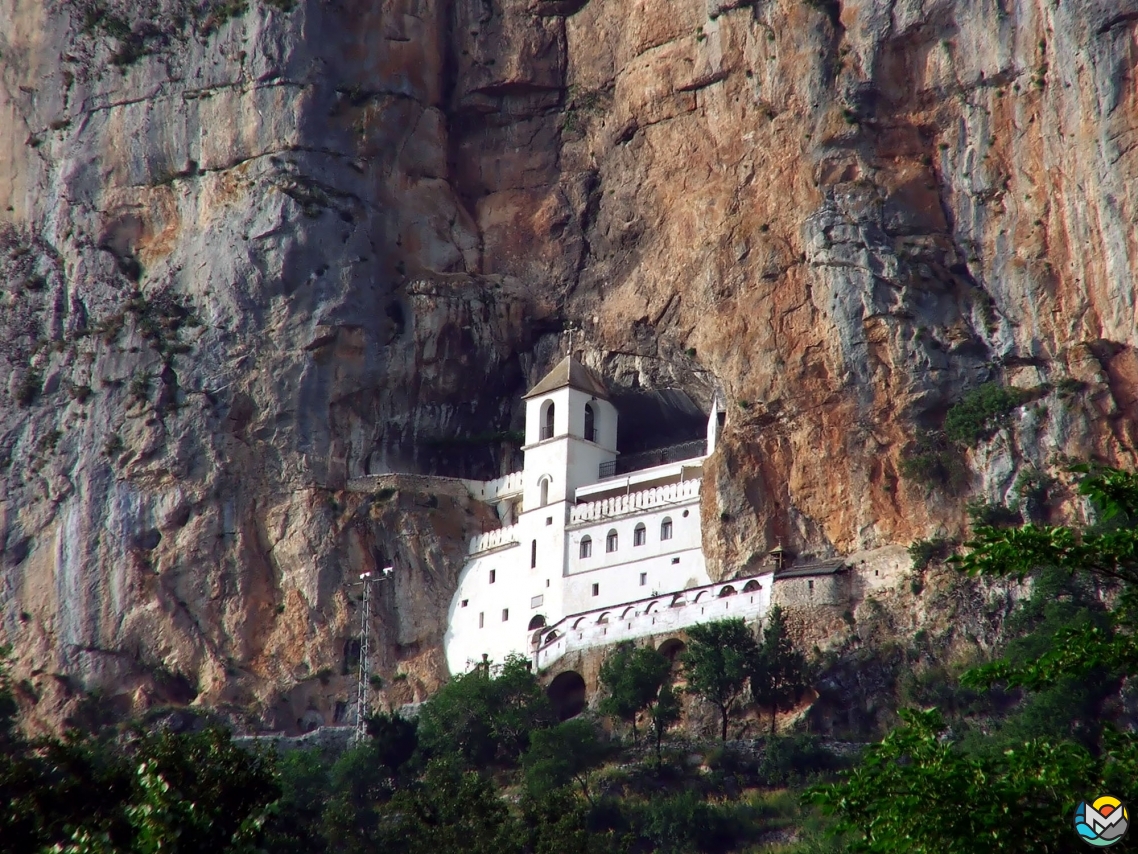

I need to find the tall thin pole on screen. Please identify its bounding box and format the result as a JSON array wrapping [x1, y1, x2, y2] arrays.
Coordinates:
[[354, 572, 373, 744], [352, 566, 392, 745]]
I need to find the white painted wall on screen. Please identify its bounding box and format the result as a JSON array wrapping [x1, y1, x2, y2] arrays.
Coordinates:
[[444, 481, 710, 674], [536, 571, 775, 670], [444, 375, 724, 676]]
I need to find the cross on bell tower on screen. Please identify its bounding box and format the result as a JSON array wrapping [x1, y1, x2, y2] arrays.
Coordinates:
[[565, 321, 579, 357]]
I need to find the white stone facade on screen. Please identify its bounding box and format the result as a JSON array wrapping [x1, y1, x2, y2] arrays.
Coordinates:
[[443, 357, 735, 675]]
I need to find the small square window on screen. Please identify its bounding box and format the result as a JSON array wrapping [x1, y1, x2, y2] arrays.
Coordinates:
[[479, 612, 484, 628], [671, 557, 680, 565], [546, 516, 553, 525], [640, 572, 647, 586], [502, 608, 509, 621], [592, 583, 599, 596], [461, 599, 469, 608], [489, 570, 496, 584]]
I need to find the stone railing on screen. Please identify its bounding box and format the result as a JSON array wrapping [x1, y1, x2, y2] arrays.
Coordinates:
[[569, 479, 701, 524], [534, 571, 772, 670], [468, 523, 521, 555], [465, 470, 524, 503]]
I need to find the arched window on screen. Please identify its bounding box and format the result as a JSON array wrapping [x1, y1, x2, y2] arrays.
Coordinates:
[[584, 402, 596, 442], [531, 540, 537, 568], [660, 517, 673, 541], [743, 579, 761, 592], [606, 529, 618, 553], [718, 585, 736, 598], [539, 476, 550, 507], [528, 614, 546, 631], [541, 400, 555, 440], [634, 523, 646, 546], [579, 536, 592, 559]]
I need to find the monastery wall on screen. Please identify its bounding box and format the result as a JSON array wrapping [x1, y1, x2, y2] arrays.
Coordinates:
[[537, 572, 774, 670]]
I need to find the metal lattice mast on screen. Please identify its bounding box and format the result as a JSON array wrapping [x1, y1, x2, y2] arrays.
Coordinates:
[[354, 571, 373, 744], [353, 565, 392, 744]]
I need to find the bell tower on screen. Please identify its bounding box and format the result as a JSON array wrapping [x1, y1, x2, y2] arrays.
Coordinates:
[[521, 356, 618, 511]]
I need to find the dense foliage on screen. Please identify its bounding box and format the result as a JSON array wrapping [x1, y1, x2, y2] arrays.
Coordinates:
[[811, 465, 1138, 852], [0, 630, 833, 854], [10, 466, 1133, 852]]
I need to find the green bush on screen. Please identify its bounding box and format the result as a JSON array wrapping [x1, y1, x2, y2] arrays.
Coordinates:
[[759, 735, 844, 787], [943, 382, 1030, 446], [1013, 467, 1053, 521], [1056, 377, 1086, 396], [908, 537, 955, 571], [636, 790, 741, 853], [15, 369, 42, 406], [899, 431, 967, 491], [965, 499, 1021, 529]]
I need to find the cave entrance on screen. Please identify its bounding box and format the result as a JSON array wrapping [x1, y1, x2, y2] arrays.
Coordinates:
[[546, 670, 587, 721]]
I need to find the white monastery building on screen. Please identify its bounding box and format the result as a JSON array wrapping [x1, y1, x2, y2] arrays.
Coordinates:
[[443, 356, 776, 675]]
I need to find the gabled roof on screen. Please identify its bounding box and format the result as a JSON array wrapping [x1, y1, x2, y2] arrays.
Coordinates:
[[523, 356, 610, 400], [774, 559, 847, 579]]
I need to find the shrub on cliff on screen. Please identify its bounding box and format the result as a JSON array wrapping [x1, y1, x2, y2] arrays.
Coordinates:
[[899, 430, 967, 491], [943, 382, 1031, 446]]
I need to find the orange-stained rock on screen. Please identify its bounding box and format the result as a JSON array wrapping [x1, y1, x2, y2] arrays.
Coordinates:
[[0, 0, 1136, 732]]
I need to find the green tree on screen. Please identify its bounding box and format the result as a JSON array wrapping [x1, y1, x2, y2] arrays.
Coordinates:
[[751, 605, 809, 736], [518, 785, 627, 854], [598, 642, 670, 745], [811, 465, 1138, 851], [377, 759, 521, 854], [417, 654, 554, 768], [321, 740, 400, 854], [648, 683, 681, 766], [366, 710, 419, 780], [810, 708, 1103, 854], [522, 718, 609, 805], [681, 618, 759, 741], [121, 728, 280, 854], [263, 748, 331, 854]]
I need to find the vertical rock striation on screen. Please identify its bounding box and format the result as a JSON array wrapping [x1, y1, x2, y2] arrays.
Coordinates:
[[0, 0, 1135, 729]]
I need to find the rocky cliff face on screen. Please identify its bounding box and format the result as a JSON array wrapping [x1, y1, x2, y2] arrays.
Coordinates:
[[1, 0, 1135, 732]]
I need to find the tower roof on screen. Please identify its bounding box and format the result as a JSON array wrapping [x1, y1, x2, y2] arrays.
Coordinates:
[[523, 356, 609, 400]]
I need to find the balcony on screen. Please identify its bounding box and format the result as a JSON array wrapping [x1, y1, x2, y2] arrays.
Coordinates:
[[540, 424, 554, 440], [598, 460, 616, 478]]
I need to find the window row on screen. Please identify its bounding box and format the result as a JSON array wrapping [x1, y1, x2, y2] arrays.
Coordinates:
[[579, 517, 673, 558]]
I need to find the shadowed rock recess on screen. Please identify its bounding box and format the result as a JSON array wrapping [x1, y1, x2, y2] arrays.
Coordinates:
[[0, 0, 1135, 733]]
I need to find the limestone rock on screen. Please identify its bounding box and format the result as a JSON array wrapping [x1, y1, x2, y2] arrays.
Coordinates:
[[0, 0, 1136, 731]]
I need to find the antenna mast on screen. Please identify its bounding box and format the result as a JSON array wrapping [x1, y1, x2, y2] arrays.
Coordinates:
[[353, 566, 393, 744]]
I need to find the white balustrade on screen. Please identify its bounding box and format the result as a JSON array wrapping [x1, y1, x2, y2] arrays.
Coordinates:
[[462, 471, 524, 503], [569, 480, 701, 524], [468, 523, 521, 555], [534, 572, 772, 670]]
